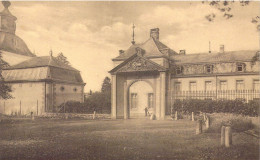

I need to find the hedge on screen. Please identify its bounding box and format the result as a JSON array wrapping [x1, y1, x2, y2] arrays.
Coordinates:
[[58, 100, 111, 114], [173, 99, 259, 116]]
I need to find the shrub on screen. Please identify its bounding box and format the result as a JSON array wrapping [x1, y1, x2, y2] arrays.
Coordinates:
[[205, 114, 255, 133], [173, 99, 259, 116], [57, 91, 111, 114]]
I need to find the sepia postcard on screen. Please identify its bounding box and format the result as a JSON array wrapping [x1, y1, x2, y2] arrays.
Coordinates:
[[0, 0, 259, 159]]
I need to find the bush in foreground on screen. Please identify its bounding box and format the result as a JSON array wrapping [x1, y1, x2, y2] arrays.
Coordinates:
[[205, 113, 255, 133], [58, 91, 111, 114], [173, 99, 259, 116]]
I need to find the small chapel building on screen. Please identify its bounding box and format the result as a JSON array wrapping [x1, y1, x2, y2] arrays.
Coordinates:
[[110, 28, 259, 120], [0, 1, 85, 115]]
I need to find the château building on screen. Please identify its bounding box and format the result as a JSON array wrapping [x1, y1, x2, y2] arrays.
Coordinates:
[[110, 28, 259, 120], [0, 1, 85, 115]]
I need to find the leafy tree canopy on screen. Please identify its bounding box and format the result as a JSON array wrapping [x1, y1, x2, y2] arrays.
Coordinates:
[[203, 0, 259, 31], [0, 51, 12, 99], [101, 76, 111, 93]]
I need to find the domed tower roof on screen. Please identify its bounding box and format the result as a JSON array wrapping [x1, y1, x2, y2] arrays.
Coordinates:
[[0, 1, 34, 57]]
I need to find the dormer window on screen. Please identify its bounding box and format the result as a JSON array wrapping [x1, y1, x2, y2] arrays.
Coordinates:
[[236, 63, 245, 72], [205, 65, 213, 73], [176, 66, 183, 74]]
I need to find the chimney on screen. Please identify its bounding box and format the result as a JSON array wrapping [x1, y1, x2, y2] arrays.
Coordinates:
[[119, 50, 124, 55], [179, 50, 186, 55], [219, 45, 224, 53], [150, 28, 159, 41]]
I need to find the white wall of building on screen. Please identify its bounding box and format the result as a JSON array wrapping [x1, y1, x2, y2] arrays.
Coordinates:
[[54, 83, 84, 107], [0, 82, 45, 115], [129, 81, 153, 114]]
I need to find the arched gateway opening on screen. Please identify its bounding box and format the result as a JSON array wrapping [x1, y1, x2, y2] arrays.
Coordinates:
[[128, 80, 155, 118]]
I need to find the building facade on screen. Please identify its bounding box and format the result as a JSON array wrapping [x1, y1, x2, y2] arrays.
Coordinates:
[[0, 1, 85, 115], [110, 28, 260, 120]]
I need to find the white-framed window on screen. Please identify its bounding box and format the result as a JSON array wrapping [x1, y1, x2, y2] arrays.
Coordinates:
[[236, 80, 244, 90], [220, 81, 227, 90], [174, 82, 182, 92], [130, 93, 138, 109], [236, 63, 245, 72], [189, 81, 197, 91], [205, 65, 213, 73], [176, 66, 183, 74], [60, 86, 65, 92], [205, 81, 213, 91], [253, 80, 260, 90], [148, 93, 154, 109]]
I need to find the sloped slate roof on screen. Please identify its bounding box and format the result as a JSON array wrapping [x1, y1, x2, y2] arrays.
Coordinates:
[[50, 67, 84, 83], [2, 66, 84, 84], [171, 50, 259, 64], [113, 38, 177, 60], [2, 67, 49, 81], [2, 56, 84, 84], [6, 56, 79, 71]]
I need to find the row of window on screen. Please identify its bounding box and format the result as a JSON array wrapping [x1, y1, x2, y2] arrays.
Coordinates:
[[175, 63, 245, 75], [174, 79, 260, 91], [60, 86, 78, 92]]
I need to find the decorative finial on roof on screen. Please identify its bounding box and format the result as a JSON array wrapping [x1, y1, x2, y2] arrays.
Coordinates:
[[209, 41, 211, 53], [131, 23, 135, 45], [2, 1, 11, 9], [49, 49, 53, 57]]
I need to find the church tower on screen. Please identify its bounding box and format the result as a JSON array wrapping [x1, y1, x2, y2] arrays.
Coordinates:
[[0, 1, 17, 34], [0, 1, 35, 65]]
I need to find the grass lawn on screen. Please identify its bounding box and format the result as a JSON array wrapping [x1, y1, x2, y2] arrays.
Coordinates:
[[0, 118, 259, 160]]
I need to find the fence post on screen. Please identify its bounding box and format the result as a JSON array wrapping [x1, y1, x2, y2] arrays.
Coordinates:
[[196, 120, 202, 134], [31, 112, 34, 121], [225, 126, 232, 147], [3, 101, 5, 114], [203, 113, 207, 121], [64, 101, 66, 113], [36, 99, 38, 116], [221, 126, 225, 146], [191, 112, 194, 121], [93, 111, 96, 120], [175, 111, 178, 120], [206, 116, 210, 129], [20, 100, 22, 116]]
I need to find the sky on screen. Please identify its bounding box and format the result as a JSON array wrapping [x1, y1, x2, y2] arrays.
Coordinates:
[[1, 1, 259, 92]]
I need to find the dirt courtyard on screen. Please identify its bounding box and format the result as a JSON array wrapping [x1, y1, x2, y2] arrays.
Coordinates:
[[0, 118, 259, 160]]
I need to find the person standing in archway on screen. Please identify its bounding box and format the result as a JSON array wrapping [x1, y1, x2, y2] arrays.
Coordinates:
[[144, 107, 148, 117]]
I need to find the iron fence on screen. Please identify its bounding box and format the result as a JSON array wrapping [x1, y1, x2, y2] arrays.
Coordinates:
[[172, 90, 260, 102]]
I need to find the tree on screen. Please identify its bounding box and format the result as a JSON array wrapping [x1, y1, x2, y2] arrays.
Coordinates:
[[203, 0, 259, 31], [56, 52, 70, 65], [251, 51, 260, 65], [0, 51, 12, 99], [101, 76, 111, 93]]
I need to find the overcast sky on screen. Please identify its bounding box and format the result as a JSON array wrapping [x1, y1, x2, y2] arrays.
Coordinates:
[[1, 1, 259, 91]]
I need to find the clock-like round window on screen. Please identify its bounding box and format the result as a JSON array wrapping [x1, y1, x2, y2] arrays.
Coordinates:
[[60, 86, 65, 92]]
